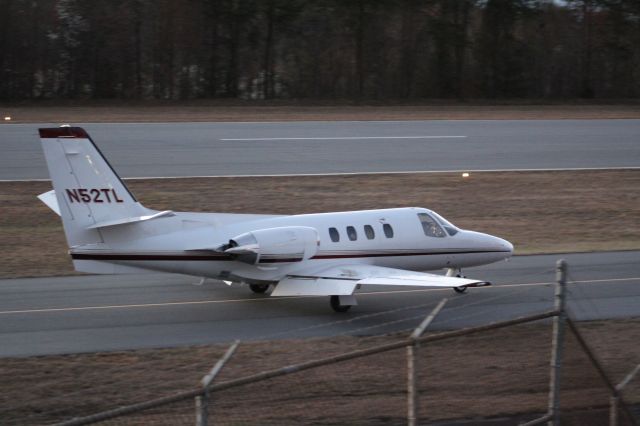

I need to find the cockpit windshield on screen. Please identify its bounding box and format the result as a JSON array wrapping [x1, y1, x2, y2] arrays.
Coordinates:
[[430, 211, 460, 236], [417, 213, 446, 238]]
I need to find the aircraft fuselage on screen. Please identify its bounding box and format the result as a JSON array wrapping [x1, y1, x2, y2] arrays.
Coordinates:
[[70, 207, 513, 284]]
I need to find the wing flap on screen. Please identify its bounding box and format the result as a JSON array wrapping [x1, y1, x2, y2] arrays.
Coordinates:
[[272, 277, 357, 297]]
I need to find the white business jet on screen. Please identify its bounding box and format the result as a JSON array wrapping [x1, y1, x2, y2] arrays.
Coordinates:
[[37, 126, 513, 312]]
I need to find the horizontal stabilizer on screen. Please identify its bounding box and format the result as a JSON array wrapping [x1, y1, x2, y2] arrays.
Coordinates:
[[37, 190, 60, 216], [87, 210, 175, 229]]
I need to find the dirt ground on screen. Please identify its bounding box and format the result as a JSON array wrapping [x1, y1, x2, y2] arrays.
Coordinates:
[[1, 169, 638, 279], [1, 318, 638, 425], [1, 102, 640, 123]]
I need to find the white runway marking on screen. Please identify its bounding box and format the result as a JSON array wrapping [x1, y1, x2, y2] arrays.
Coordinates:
[[220, 135, 467, 141], [2, 166, 638, 183], [0, 276, 638, 316]]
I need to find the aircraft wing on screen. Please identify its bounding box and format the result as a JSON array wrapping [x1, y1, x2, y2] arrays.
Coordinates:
[[271, 264, 489, 297]]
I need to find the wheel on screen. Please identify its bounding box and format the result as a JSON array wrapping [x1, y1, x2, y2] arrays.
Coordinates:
[[453, 286, 467, 294], [330, 295, 351, 313], [249, 283, 270, 294]]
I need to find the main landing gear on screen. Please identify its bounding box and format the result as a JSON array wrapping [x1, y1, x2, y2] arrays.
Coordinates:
[[249, 283, 270, 294], [330, 295, 357, 313]]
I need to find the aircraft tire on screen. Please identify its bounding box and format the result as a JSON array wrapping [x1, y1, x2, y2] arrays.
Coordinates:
[[330, 295, 351, 313], [249, 284, 270, 294], [453, 286, 467, 294]]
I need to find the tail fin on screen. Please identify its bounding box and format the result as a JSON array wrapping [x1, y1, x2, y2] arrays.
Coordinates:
[[39, 126, 152, 247]]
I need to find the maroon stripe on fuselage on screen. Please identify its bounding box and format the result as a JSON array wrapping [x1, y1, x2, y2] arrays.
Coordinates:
[[258, 258, 304, 264], [312, 250, 509, 259], [71, 250, 510, 262], [71, 253, 230, 261]]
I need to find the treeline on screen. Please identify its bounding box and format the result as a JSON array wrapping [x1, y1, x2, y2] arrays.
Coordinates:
[[1, 0, 639, 100]]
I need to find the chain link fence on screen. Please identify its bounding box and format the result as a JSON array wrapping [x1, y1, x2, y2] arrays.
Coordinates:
[[88, 398, 195, 426], [207, 347, 407, 425], [3, 260, 638, 426], [415, 321, 552, 423]]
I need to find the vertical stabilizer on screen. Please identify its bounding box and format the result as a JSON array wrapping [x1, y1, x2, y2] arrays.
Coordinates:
[[39, 127, 151, 247]]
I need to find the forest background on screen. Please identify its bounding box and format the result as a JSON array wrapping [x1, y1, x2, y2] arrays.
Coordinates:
[[1, 0, 639, 101]]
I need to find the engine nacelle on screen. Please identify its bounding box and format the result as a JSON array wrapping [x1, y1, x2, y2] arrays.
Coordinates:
[[224, 226, 319, 265]]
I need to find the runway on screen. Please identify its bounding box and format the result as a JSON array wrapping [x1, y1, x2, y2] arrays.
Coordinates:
[[2, 119, 639, 180], [1, 251, 639, 357]]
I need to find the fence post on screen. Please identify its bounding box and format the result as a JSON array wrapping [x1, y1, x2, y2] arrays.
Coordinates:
[[609, 395, 619, 426], [547, 259, 567, 426], [407, 343, 416, 426], [407, 298, 448, 426], [610, 364, 640, 426], [196, 340, 240, 426], [195, 394, 208, 426]]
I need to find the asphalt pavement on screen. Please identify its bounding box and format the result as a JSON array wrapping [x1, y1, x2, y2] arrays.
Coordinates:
[[2, 120, 639, 180], [1, 251, 638, 357]]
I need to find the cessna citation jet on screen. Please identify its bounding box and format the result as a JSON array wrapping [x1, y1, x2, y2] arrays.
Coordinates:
[[37, 126, 513, 312]]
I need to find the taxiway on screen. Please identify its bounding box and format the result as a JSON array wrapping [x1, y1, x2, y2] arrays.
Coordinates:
[[1, 251, 638, 357]]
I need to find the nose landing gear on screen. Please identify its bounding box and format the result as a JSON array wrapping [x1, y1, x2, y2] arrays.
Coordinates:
[[447, 268, 468, 294], [446, 267, 492, 293]]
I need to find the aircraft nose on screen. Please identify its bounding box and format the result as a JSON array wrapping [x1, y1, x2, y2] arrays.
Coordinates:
[[462, 231, 514, 257], [479, 232, 513, 258], [497, 237, 514, 257], [454, 230, 513, 266]]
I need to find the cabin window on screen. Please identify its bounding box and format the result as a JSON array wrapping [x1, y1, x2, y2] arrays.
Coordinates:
[[346, 226, 358, 241], [383, 223, 394, 238], [329, 227, 340, 242], [364, 224, 375, 240], [418, 213, 446, 238]]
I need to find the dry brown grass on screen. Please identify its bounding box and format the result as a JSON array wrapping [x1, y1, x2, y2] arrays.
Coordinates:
[[1, 103, 640, 123], [1, 170, 638, 279], [1, 319, 638, 425]]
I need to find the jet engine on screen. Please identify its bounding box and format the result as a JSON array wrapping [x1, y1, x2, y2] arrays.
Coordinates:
[[222, 226, 319, 265]]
